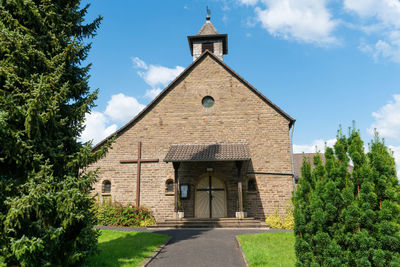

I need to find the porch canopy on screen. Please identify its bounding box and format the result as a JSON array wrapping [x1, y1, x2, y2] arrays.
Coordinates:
[[164, 142, 250, 163], [164, 143, 250, 216]]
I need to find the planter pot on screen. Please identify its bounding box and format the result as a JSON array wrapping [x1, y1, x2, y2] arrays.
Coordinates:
[[235, 211, 247, 219], [177, 211, 184, 219]]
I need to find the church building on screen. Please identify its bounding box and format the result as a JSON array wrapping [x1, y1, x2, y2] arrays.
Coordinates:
[[90, 14, 296, 223]]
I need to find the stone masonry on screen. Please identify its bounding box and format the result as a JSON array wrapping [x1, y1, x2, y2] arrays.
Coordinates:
[[193, 40, 223, 61], [89, 52, 294, 222]]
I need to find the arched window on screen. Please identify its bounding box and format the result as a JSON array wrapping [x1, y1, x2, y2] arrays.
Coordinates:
[[166, 179, 174, 192], [247, 179, 257, 192], [102, 180, 111, 194]]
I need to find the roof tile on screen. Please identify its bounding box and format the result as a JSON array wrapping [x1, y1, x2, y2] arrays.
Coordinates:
[[164, 143, 250, 162]]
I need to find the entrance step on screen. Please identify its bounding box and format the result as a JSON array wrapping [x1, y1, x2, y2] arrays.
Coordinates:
[[149, 217, 268, 228]]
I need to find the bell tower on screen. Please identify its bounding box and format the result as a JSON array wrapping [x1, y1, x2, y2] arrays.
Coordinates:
[[187, 9, 228, 61]]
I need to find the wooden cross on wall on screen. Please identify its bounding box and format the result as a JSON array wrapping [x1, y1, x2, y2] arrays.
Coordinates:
[[120, 141, 159, 207]]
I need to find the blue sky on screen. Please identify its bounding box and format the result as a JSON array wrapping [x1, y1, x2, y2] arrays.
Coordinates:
[[80, 0, 400, 173]]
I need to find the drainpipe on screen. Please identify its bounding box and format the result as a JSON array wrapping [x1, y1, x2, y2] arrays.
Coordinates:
[[290, 121, 296, 193]]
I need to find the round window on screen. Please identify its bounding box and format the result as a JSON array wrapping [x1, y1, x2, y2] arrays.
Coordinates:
[[202, 96, 214, 108]]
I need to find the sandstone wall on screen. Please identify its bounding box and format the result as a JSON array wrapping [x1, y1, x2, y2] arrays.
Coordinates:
[[90, 54, 293, 221]]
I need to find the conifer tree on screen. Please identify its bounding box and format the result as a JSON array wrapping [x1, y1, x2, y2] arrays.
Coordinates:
[[368, 133, 400, 265], [0, 1, 108, 265], [294, 127, 400, 266]]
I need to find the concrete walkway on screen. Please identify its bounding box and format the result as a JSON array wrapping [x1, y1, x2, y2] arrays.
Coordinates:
[[97, 227, 290, 267]]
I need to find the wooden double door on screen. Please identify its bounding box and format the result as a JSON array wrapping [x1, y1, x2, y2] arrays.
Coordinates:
[[195, 175, 226, 218]]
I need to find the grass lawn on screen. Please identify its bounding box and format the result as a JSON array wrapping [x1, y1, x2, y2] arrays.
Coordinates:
[[237, 232, 295, 267], [87, 230, 169, 267]]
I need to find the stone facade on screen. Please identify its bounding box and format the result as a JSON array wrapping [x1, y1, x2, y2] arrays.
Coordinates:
[[90, 52, 294, 222]]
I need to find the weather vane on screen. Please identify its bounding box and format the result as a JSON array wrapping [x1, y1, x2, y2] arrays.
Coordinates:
[[206, 6, 211, 20]]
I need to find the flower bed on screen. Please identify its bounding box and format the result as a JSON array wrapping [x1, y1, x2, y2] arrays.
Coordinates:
[[95, 202, 155, 227]]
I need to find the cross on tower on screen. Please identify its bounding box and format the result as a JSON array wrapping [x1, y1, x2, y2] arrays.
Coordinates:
[[120, 141, 159, 206]]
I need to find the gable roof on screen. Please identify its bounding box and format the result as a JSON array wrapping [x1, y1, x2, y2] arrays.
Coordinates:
[[92, 50, 295, 151], [293, 153, 326, 180], [293, 153, 354, 180]]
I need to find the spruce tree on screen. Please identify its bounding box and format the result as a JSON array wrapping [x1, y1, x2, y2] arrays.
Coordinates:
[[0, 1, 108, 265]]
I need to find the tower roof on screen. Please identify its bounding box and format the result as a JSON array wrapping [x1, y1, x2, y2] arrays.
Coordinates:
[[188, 17, 228, 57], [197, 20, 219, 35]]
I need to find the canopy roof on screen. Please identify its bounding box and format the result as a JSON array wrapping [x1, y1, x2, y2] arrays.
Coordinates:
[[164, 143, 250, 162]]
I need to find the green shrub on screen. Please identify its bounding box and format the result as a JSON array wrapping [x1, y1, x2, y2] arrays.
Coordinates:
[[265, 203, 294, 229], [95, 202, 156, 227]]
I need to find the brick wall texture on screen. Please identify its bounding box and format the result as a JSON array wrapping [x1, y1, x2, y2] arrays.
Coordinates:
[[89, 53, 294, 221]]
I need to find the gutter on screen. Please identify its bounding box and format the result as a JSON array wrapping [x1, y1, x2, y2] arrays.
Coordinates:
[[290, 121, 296, 192]]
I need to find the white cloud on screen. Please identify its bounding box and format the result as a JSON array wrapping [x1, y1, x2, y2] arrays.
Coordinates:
[[248, 0, 338, 45], [388, 145, 400, 179], [104, 93, 145, 123], [132, 57, 148, 69], [139, 65, 184, 88], [343, 0, 378, 17], [358, 32, 400, 63], [368, 94, 400, 178], [240, 0, 259, 6], [132, 57, 184, 88], [145, 88, 162, 99], [344, 0, 400, 63], [294, 138, 336, 153], [80, 111, 117, 144], [80, 93, 145, 145], [82, 57, 184, 145], [344, 0, 400, 28], [368, 94, 400, 141]]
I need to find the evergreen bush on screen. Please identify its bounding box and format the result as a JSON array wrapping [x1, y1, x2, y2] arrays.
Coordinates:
[[293, 127, 400, 266]]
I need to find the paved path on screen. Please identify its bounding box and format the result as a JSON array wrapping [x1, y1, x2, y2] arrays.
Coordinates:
[[97, 226, 291, 267]]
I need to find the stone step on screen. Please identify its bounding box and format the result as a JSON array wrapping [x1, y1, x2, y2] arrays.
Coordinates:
[[164, 217, 258, 222], [149, 223, 267, 228], [150, 218, 268, 228], [159, 221, 264, 225]]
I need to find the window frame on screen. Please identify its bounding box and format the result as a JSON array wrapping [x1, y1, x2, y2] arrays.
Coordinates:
[[102, 180, 111, 194], [247, 178, 257, 192], [165, 179, 174, 193]]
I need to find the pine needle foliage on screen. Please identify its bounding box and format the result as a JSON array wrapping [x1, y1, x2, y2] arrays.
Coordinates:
[[0, 1, 109, 266], [293, 127, 400, 266]]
